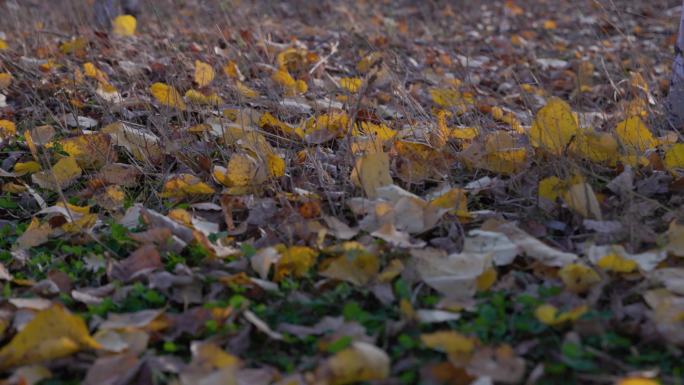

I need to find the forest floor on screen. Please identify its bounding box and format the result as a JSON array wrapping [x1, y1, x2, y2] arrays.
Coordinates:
[[1, 0, 684, 384]]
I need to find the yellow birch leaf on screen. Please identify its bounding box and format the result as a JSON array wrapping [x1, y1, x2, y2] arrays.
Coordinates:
[[421, 331, 475, 354], [535, 304, 587, 326], [59, 133, 114, 169], [13, 161, 41, 175], [538, 176, 563, 202], [223, 61, 240, 79], [0, 120, 16, 140], [0, 304, 100, 370], [185, 89, 223, 105], [529, 98, 579, 155], [235, 81, 259, 99], [617, 378, 660, 385], [615, 116, 657, 153], [83, 62, 108, 83], [570, 130, 618, 164], [320, 246, 380, 286], [559, 263, 601, 293], [194, 60, 215, 87], [59, 37, 87, 55], [476, 268, 498, 291], [220, 153, 262, 187], [0, 39, 8, 50], [31, 157, 82, 191], [150, 82, 186, 110], [266, 153, 286, 178], [350, 152, 393, 198], [597, 253, 637, 273], [664, 143, 684, 172], [112, 15, 137, 36], [318, 342, 390, 385], [429, 88, 473, 113], [259, 112, 296, 137], [339, 77, 363, 93], [0, 72, 12, 89], [273, 245, 317, 281], [160, 174, 215, 199]]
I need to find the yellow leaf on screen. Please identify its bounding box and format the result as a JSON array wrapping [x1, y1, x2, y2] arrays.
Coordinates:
[[317, 342, 390, 385], [300, 112, 350, 143], [274, 245, 317, 281], [356, 52, 383, 73], [617, 377, 661, 385], [491, 106, 524, 134], [320, 245, 380, 286], [194, 60, 215, 87], [561, 182, 602, 219], [31, 157, 82, 191], [543, 19, 557, 29], [339, 77, 363, 93], [529, 98, 579, 155], [429, 88, 473, 113], [420, 331, 475, 354], [570, 130, 618, 164], [664, 143, 684, 172], [0, 39, 8, 50], [13, 161, 41, 175], [597, 253, 637, 273], [259, 112, 295, 137], [112, 15, 137, 36], [191, 342, 240, 369], [615, 116, 657, 153], [235, 81, 259, 99], [59, 37, 87, 55], [184, 89, 223, 105], [276, 47, 315, 73], [476, 131, 527, 174], [0, 119, 16, 140], [476, 268, 497, 291], [538, 176, 563, 202], [150, 82, 186, 110], [83, 62, 108, 83], [535, 304, 587, 326], [160, 174, 215, 199], [0, 304, 100, 370], [59, 133, 114, 169], [213, 154, 261, 187], [0, 72, 12, 89], [223, 61, 241, 79], [272, 69, 306, 95], [352, 121, 396, 142], [266, 153, 286, 178], [350, 152, 393, 198], [559, 263, 601, 293]]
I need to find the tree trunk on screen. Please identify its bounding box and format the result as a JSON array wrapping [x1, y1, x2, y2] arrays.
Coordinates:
[[667, 0, 684, 129]]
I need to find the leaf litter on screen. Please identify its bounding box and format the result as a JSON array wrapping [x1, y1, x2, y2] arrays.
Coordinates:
[[0, 0, 683, 384]]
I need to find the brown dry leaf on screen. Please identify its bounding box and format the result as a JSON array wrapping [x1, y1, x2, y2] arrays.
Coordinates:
[[97, 163, 141, 187], [102, 122, 163, 164], [466, 345, 526, 383], [0, 304, 100, 370], [58, 133, 115, 169], [110, 244, 162, 282], [315, 341, 390, 385], [83, 353, 141, 385], [350, 152, 393, 198], [31, 157, 82, 191]]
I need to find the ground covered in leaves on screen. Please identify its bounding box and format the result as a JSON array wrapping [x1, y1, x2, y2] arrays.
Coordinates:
[[1, 0, 684, 384]]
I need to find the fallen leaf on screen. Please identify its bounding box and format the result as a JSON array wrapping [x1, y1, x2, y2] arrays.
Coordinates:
[[316, 341, 390, 385], [194, 60, 215, 87], [31, 157, 82, 191], [0, 304, 100, 370], [150, 82, 187, 110], [160, 174, 215, 199], [112, 15, 137, 36], [350, 152, 393, 198], [528, 98, 579, 155]]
